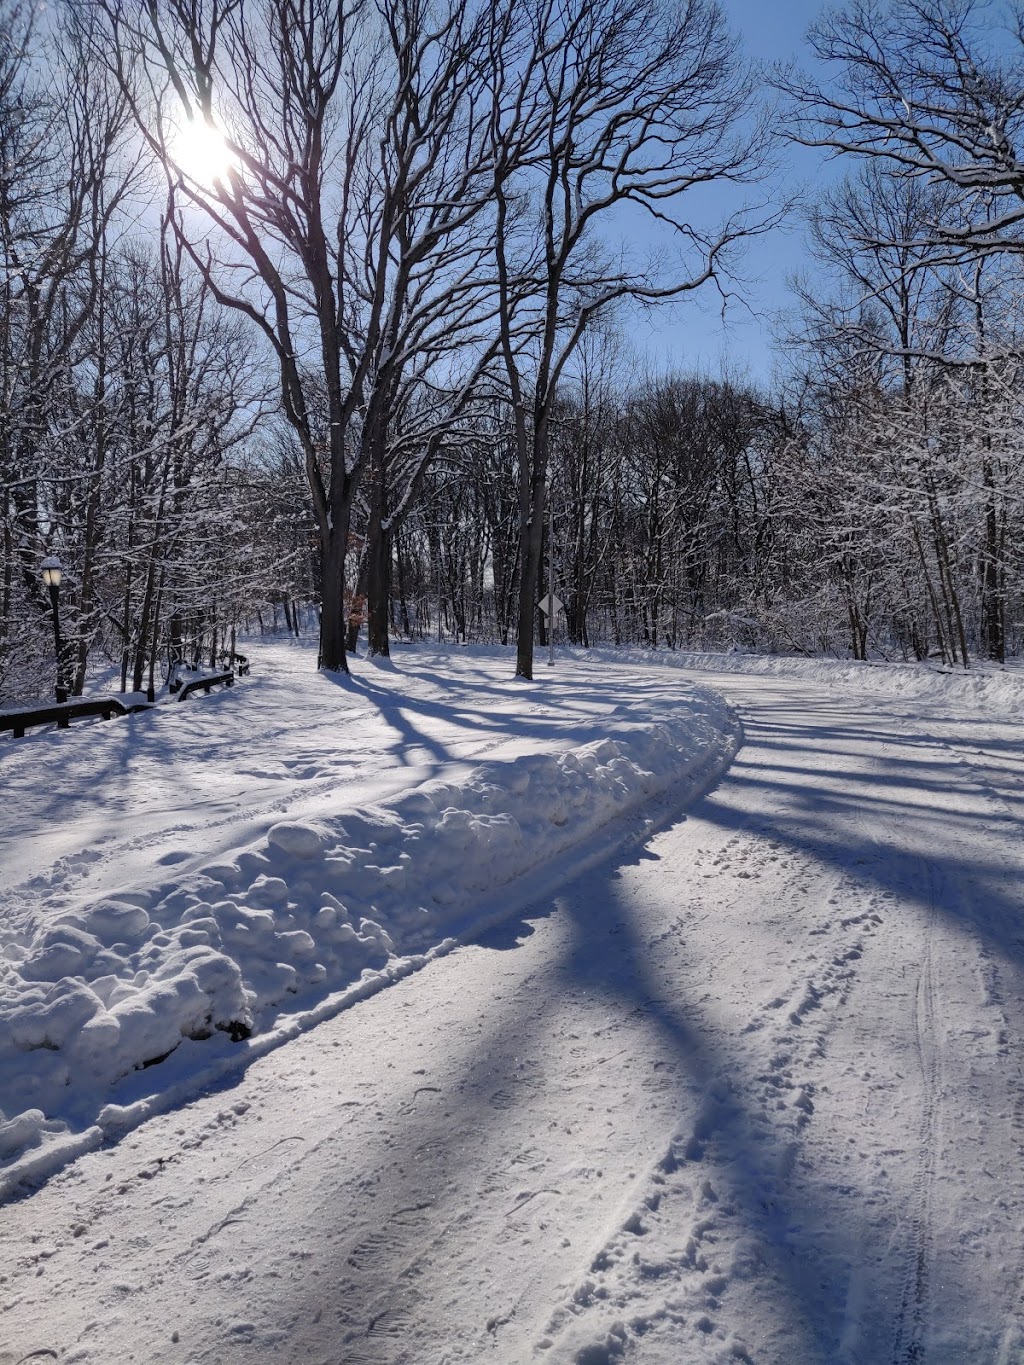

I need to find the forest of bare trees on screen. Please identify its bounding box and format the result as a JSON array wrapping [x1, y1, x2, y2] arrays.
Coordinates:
[[2, 0, 1023, 705]]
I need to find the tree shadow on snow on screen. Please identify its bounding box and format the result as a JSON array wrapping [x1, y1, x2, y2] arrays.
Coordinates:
[[286, 684, 1024, 1361]]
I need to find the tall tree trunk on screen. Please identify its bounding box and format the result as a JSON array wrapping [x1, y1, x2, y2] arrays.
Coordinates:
[[346, 554, 369, 655], [75, 376, 108, 694], [318, 517, 351, 672], [365, 455, 391, 658], [910, 521, 948, 665], [980, 462, 1005, 663], [395, 530, 412, 639], [515, 416, 548, 679], [132, 551, 159, 693]]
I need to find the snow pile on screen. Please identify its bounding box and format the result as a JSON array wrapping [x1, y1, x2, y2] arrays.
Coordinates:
[[0, 684, 738, 1183]]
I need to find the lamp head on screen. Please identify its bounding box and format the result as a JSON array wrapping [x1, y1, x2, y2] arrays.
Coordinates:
[[41, 556, 62, 589]]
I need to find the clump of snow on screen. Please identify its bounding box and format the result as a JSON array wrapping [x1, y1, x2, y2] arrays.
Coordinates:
[[267, 820, 330, 859], [0, 672, 738, 1190]]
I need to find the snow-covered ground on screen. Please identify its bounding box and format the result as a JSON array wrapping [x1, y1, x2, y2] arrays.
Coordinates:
[[2, 642, 1023, 1363], [0, 642, 739, 1191]]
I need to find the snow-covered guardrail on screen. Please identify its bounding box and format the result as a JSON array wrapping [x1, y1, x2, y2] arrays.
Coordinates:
[[3, 660, 247, 738], [0, 696, 148, 740], [175, 669, 234, 701]]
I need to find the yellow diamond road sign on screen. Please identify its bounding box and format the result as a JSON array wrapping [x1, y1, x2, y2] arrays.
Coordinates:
[[539, 593, 563, 617]]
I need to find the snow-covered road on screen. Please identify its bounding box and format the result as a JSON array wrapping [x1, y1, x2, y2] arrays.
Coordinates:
[[3, 663, 1024, 1363]]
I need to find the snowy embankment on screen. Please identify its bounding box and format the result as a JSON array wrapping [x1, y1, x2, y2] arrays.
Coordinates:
[[0, 647, 739, 1196], [583, 645, 1024, 717]]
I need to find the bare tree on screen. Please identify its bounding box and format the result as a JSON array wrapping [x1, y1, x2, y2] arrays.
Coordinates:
[[485, 0, 772, 678], [795, 164, 962, 386], [784, 0, 1024, 271], [0, 3, 137, 694], [98, 0, 509, 673]]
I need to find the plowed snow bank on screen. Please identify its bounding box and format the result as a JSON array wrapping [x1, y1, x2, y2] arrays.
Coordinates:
[[0, 668, 738, 1196]]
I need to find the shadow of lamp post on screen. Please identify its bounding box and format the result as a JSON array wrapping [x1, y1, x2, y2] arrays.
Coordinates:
[[41, 556, 68, 703]]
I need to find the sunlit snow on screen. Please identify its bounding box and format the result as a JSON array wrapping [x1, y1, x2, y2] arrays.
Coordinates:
[[2, 642, 1023, 1363]]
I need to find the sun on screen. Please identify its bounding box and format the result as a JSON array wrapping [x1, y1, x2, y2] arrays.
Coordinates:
[[169, 115, 237, 190]]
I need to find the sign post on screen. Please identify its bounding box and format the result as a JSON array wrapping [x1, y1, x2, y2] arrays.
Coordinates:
[[545, 482, 556, 667], [539, 592, 563, 667]]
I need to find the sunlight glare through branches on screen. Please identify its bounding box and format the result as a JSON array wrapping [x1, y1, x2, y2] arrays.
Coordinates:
[[169, 115, 236, 189]]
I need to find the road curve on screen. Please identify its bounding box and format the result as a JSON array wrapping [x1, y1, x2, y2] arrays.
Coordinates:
[[2, 668, 1023, 1365]]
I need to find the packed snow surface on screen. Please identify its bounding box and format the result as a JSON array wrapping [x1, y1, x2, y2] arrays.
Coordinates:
[[2, 642, 1024, 1364]]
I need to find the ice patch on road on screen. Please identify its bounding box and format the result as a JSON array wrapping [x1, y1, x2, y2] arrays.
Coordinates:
[[0, 685, 738, 1195]]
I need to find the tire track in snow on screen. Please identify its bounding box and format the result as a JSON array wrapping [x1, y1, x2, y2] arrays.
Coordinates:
[[890, 928, 938, 1365], [877, 714, 1024, 1362], [876, 711, 1024, 1362], [529, 677, 1024, 1363], [972, 919, 1024, 1359], [533, 834, 889, 1362]]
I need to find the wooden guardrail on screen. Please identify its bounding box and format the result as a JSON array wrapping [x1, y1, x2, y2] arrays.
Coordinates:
[[2, 661, 243, 738], [169, 652, 248, 693], [221, 650, 250, 676], [0, 696, 149, 740], [176, 669, 234, 701]]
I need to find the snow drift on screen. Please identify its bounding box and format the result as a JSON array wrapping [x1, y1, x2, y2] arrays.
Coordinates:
[[587, 646, 1024, 719]]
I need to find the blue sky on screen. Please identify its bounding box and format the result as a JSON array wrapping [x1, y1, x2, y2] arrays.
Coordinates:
[[639, 0, 836, 386]]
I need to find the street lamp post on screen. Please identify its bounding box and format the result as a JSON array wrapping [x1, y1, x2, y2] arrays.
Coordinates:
[[41, 556, 67, 703]]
